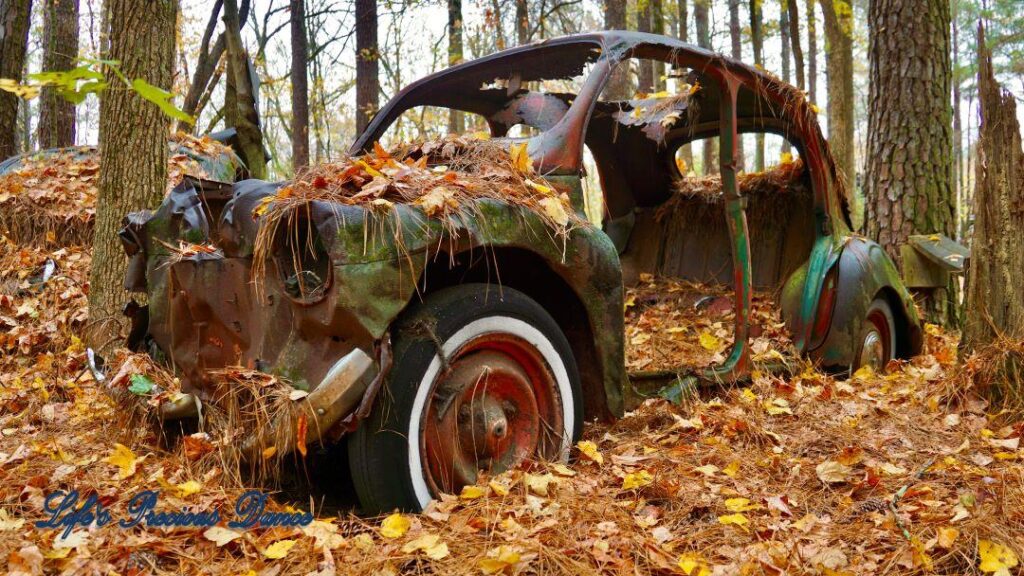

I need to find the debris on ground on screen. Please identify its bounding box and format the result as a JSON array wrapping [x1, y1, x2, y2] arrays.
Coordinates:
[[625, 274, 795, 373]]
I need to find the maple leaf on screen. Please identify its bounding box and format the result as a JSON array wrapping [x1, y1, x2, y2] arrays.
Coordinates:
[[401, 534, 449, 560], [509, 142, 532, 174], [622, 470, 653, 490], [479, 545, 522, 574], [459, 485, 487, 500], [263, 539, 296, 559], [717, 513, 750, 532], [104, 443, 138, 479], [979, 540, 1019, 575], [577, 440, 604, 464]]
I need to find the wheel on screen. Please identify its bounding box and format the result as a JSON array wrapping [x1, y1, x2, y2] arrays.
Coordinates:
[[854, 298, 896, 372], [348, 283, 582, 513]]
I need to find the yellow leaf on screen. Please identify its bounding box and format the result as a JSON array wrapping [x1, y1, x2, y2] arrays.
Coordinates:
[[253, 195, 274, 217], [416, 187, 458, 216], [538, 196, 569, 227], [698, 331, 721, 351], [203, 526, 242, 546], [525, 178, 554, 195], [509, 142, 532, 174], [263, 539, 296, 559], [722, 461, 740, 478], [470, 130, 491, 140], [675, 155, 689, 174], [479, 545, 521, 574], [356, 159, 384, 178], [936, 527, 959, 549], [815, 460, 854, 484], [523, 473, 558, 496], [764, 398, 793, 416], [262, 446, 278, 459], [402, 534, 450, 560], [740, 388, 758, 403], [577, 440, 604, 464], [718, 513, 750, 532], [694, 464, 719, 477], [779, 152, 794, 165], [489, 479, 510, 496], [622, 470, 653, 490], [380, 513, 411, 538], [724, 497, 762, 512], [174, 480, 202, 498], [550, 463, 576, 477], [678, 552, 712, 576], [979, 540, 1019, 574], [460, 485, 488, 500], [104, 443, 138, 479], [852, 365, 874, 380]]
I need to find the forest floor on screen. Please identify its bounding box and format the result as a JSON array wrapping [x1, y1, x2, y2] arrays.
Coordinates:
[[3, 237, 1023, 576]]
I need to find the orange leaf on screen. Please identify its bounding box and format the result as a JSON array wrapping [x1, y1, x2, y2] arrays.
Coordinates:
[[296, 413, 308, 458]]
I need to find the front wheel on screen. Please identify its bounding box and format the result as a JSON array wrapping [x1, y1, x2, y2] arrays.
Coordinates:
[[853, 298, 896, 372], [348, 284, 582, 513]]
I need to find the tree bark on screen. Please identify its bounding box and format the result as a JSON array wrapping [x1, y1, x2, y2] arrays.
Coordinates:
[[636, 0, 653, 94], [88, 0, 176, 346], [750, 0, 764, 171], [807, 0, 817, 103], [676, 0, 692, 170], [951, 0, 962, 239], [651, 0, 664, 91], [728, 0, 744, 170], [181, 0, 249, 121], [779, 0, 792, 154], [515, 0, 528, 45], [604, 0, 629, 99], [787, 0, 805, 90], [447, 0, 463, 134], [290, 0, 309, 170], [694, 0, 715, 174], [0, 0, 32, 159], [355, 0, 378, 134], [865, 0, 956, 326], [962, 26, 1024, 408], [819, 0, 854, 187], [223, 0, 266, 179], [39, 0, 79, 149]]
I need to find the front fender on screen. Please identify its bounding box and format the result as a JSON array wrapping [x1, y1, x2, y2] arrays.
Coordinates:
[[811, 236, 922, 368]]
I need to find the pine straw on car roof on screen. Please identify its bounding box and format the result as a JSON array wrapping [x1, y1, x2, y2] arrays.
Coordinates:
[[2, 239, 1024, 575]]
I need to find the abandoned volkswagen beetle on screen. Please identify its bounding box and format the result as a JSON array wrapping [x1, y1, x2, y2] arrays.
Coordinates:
[[120, 31, 922, 513]]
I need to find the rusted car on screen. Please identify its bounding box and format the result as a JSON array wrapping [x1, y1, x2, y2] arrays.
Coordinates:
[[120, 32, 921, 513]]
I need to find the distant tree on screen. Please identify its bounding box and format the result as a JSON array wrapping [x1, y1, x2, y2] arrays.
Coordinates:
[[963, 25, 1024, 408], [636, 0, 654, 93], [865, 0, 956, 325], [650, 0, 665, 91], [677, 0, 692, 170], [355, 0, 378, 134], [290, 0, 309, 169], [223, 0, 266, 178], [515, 0, 528, 44], [694, 0, 715, 174], [749, 0, 764, 171], [779, 0, 791, 154], [727, 0, 743, 169], [603, 0, 629, 99], [181, 0, 250, 122], [0, 0, 32, 159], [88, 0, 176, 346], [447, 0, 463, 133], [819, 0, 854, 185], [787, 0, 805, 90], [806, 0, 817, 103], [39, 0, 79, 148]]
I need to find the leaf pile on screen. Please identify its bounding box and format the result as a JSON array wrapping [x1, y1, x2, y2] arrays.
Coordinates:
[[665, 157, 809, 206], [0, 133, 234, 246], [624, 274, 795, 373]]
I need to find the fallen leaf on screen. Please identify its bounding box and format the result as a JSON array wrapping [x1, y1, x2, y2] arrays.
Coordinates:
[[460, 485, 487, 500], [979, 540, 1019, 575], [174, 480, 201, 498], [263, 539, 297, 559], [203, 526, 242, 546], [402, 534, 449, 560], [718, 513, 750, 532], [296, 413, 308, 458], [538, 197, 569, 226], [815, 460, 854, 484], [622, 470, 654, 490], [380, 513, 411, 538], [577, 440, 604, 464], [936, 527, 958, 549], [479, 545, 521, 574], [523, 473, 558, 496], [104, 443, 138, 479], [724, 497, 762, 512]]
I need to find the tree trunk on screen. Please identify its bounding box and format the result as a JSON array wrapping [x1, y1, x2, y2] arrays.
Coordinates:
[[750, 0, 764, 171], [807, 0, 817, 103], [88, 0, 176, 346], [0, 0, 32, 159], [787, 0, 805, 90], [355, 0, 378, 134], [651, 0, 664, 91], [951, 0, 962, 240], [728, 0, 744, 170], [290, 0, 309, 170], [604, 0, 629, 99], [962, 25, 1024, 409], [819, 0, 854, 187], [676, 0, 692, 170], [181, 0, 250, 121], [779, 0, 792, 154], [865, 0, 956, 326], [694, 0, 715, 174], [636, 0, 653, 94], [447, 0, 464, 134], [515, 0, 528, 45], [39, 0, 79, 148], [223, 0, 266, 179]]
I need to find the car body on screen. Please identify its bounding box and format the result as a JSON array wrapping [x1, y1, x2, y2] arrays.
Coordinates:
[[121, 31, 921, 512]]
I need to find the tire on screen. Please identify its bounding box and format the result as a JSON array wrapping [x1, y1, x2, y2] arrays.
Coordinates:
[[348, 283, 583, 513], [853, 298, 897, 372]]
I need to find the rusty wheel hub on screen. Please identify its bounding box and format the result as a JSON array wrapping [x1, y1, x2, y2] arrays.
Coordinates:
[[421, 335, 562, 495]]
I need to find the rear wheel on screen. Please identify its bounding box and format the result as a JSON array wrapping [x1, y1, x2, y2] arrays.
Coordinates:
[[348, 284, 582, 513], [854, 298, 896, 372]]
